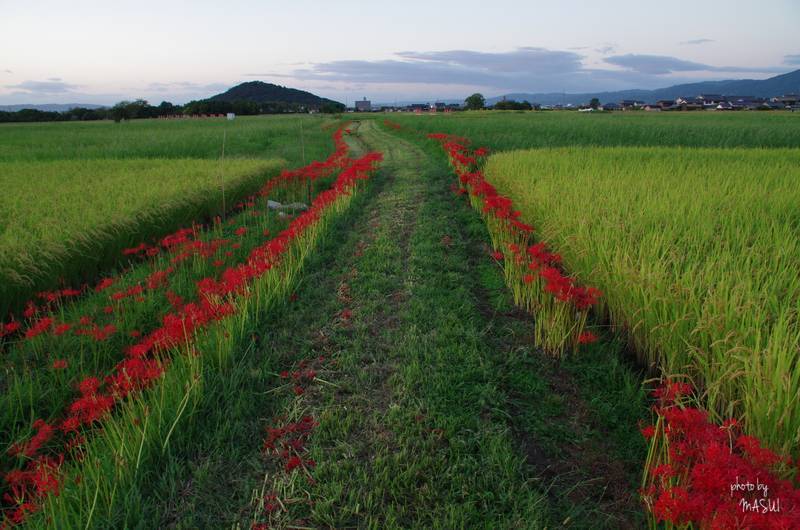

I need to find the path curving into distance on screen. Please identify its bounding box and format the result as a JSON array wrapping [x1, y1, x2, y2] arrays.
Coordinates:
[[133, 120, 649, 529]]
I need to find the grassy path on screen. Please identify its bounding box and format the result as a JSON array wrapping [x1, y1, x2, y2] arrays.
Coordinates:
[[138, 121, 648, 529]]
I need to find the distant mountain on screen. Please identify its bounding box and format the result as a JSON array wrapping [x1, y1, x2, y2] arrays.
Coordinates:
[[487, 69, 800, 106], [0, 103, 105, 112], [209, 81, 343, 109]]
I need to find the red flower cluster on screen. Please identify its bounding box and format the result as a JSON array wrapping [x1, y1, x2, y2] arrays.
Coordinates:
[[263, 415, 317, 465], [383, 119, 402, 130], [428, 132, 601, 354], [2, 455, 63, 526], [1, 125, 382, 526], [641, 382, 800, 528]]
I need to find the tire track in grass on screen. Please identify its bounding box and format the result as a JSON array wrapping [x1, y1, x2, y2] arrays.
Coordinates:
[[265, 122, 551, 529]]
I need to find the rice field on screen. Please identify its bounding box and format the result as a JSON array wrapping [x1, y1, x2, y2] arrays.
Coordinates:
[[3, 111, 799, 528], [386, 110, 800, 149], [483, 146, 800, 455], [0, 115, 337, 317]]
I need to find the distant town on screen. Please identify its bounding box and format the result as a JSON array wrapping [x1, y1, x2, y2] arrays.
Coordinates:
[[348, 94, 800, 113]]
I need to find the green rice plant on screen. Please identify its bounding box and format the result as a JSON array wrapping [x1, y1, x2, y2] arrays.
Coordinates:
[[0, 115, 338, 318], [0, 115, 334, 162], [0, 158, 284, 318], [483, 146, 800, 456], [385, 111, 800, 150]]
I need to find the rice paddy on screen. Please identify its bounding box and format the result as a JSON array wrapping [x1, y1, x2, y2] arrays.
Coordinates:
[[2, 111, 799, 528]]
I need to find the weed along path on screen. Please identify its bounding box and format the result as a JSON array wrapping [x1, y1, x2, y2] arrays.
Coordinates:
[[138, 121, 647, 529]]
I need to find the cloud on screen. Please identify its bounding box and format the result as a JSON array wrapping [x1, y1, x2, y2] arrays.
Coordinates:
[[784, 54, 800, 65], [680, 38, 714, 45], [243, 72, 294, 78], [285, 47, 592, 92], [276, 47, 788, 96], [143, 81, 229, 97], [595, 43, 616, 54], [604, 54, 782, 75], [395, 47, 584, 74], [6, 79, 77, 94], [4, 69, 13, 74]]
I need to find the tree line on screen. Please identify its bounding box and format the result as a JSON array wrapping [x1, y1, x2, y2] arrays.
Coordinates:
[[464, 93, 540, 111], [0, 98, 344, 123]]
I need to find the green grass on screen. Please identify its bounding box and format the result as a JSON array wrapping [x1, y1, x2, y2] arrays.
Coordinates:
[[0, 115, 339, 317], [484, 146, 800, 456], [384, 110, 800, 149]]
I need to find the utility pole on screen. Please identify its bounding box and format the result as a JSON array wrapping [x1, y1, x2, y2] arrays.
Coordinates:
[[219, 129, 227, 222], [300, 120, 310, 204]]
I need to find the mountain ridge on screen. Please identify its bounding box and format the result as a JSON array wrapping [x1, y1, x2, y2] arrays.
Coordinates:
[[209, 81, 344, 109], [487, 69, 800, 106]]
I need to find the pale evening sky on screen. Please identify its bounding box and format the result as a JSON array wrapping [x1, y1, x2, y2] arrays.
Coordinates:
[[1, 0, 798, 105]]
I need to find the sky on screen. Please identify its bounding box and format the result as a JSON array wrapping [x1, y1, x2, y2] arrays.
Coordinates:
[[1, 0, 799, 105]]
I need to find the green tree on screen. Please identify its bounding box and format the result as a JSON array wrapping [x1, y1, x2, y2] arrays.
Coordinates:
[[465, 93, 485, 110], [589, 98, 601, 109]]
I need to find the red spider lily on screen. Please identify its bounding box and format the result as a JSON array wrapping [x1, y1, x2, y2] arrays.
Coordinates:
[[234, 226, 248, 236], [490, 250, 504, 261], [160, 227, 195, 249], [110, 284, 144, 301], [285, 455, 302, 471], [640, 424, 656, 439], [53, 323, 72, 336], [95, 277, 116, 292], [122, 243, 148, 256], [146, 267, 174, 290], [1, 320, 21, 337], [642, 382, 800, 528], [10, 419, 57, 458], [24, 317, 53, 339], [23, 301, 38, 319], [51, 359, 68, 370], [577, 331, 598, 344]]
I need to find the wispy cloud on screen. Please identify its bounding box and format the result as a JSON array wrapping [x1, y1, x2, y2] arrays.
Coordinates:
[[144, 81, 228, 93], [784, 54, 800, 65], [604, 54, 783, 75], [4, 69, 13, 74], [595, 43, 616, 54], [6, 79, 77, 94], [243, 72, 294, 78], [680, 38, 714, 45]]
